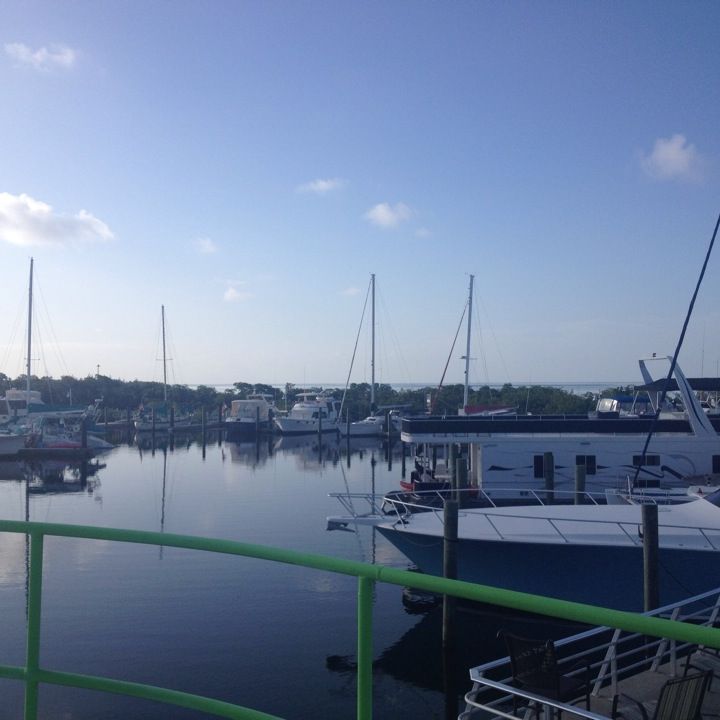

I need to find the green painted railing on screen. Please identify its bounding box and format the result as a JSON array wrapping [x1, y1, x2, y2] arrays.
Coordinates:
[[1, 519, 720, 720]]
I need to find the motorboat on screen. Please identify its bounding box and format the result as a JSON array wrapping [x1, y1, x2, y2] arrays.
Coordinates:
[[225, 394, 276, 433], [339, 414, 385, 438], [31, 416, 114, 451], [274, 392, 341, 435], [327, 488, 720, 611], [400, 356, 720, 491], [0, 430, 26, 457]]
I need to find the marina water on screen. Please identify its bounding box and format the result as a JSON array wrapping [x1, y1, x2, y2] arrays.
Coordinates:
[[0, 433, 582, 719]]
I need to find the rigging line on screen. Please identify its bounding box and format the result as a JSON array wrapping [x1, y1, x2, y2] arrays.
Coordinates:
[[377, 288, 414, 385], [1, 292, 26, 374], [633, 210, 720, 484], [431, 302, 468, 413], [339, 277, 372, 420], [475, 292, 512, 385], [35, 281, 70, 378]]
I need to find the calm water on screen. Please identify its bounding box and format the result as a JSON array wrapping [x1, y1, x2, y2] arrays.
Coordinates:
[[0, 432, 581, 719]]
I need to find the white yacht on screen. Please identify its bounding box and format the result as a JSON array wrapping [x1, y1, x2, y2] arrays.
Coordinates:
[[327, 487, 720, 611], [274, 392, 341, 435], [225, 394, 276, 432], [400, 356, 720, 491]]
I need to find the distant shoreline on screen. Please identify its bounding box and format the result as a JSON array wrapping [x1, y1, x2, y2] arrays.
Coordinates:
[[192, 380, 637, 394]]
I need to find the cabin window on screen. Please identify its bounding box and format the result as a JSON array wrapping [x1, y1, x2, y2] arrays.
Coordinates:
[[632, 454, 660, 466], [533, 455, 544, 479], [575, 455, 597, 475], [713, 455, 720, 474]]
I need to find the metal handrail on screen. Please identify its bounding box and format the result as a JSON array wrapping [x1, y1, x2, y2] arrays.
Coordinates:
[[464, 588, 720, 719], [3, 519, 720, 720]]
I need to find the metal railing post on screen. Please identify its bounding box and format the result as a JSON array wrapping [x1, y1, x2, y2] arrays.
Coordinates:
[[357, 576, 374, 720], [25, 530, 44, 720]]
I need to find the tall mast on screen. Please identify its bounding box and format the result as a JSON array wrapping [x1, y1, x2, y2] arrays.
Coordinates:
[[161, 305, 167, 404], [26, 258, 34, 405], [371, 273, 376, 411], [463, 274, 474, 409]]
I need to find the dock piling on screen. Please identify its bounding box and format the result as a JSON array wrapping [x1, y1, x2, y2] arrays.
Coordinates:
[[575, 464, 586, 503], [643, 504, 660, 611]]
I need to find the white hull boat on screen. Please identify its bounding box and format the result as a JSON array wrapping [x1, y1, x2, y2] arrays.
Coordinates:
[[274, 393, 341, 435], [225, 394, 276, 433], [401, 356, 720, 491], [0, 432, 26, 456], [328, 489, 720, 611]]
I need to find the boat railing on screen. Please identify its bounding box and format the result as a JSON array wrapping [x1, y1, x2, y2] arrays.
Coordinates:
[[347, 491, 720, 548], [461, 587, 720, 719], [4, 518, 720, 720]]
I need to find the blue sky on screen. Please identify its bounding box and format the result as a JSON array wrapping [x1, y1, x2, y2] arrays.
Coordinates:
[[1, 1, 719, 389]]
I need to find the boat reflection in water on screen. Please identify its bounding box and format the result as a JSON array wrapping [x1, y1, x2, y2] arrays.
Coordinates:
[[26, 459, 103, 495]]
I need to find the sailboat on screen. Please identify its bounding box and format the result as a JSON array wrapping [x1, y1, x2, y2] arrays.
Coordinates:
[[339, 274, 386, 438], [1, 259, 100, 454], [134, 306, 188, 432]]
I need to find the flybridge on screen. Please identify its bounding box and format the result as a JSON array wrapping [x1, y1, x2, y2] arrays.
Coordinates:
[[399, 357, 720, 489], [401, 357, 719, 441]]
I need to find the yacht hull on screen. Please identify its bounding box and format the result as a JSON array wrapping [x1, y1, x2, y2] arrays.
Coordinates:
[[376, 526, 719, 611]]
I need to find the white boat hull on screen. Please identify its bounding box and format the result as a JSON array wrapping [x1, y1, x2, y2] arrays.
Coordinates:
[[0, 432, 26, 456], [274, 417, 340, 435], [368, 499, 720, 611]]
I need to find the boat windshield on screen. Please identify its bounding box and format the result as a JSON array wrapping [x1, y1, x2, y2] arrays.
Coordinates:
[[702, 489, 720, 507]]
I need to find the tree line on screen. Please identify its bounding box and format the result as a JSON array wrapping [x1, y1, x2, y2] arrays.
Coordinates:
[[0, 372, 628, 420]]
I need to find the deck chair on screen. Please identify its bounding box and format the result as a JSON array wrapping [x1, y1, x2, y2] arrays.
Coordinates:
[[611, 669, 712, 720], [498, 630, 590, 719]]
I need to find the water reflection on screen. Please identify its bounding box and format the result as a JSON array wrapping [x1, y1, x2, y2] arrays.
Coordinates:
[[0, 433, 580, 720], [26, 459, 103, 495]]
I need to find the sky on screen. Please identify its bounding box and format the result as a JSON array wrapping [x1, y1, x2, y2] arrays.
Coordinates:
[[1, 1, 719, 390]]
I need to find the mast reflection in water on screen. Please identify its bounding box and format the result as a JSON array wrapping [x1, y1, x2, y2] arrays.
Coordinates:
[[0, 433, 581, 719]]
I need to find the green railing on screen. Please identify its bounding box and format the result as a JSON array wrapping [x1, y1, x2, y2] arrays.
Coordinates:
[[1, 518, 720, 720]]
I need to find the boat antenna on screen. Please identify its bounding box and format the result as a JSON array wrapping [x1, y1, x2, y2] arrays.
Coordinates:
[[338, 276, 372, 421], [633, 210, 720, 484], [431, 301, 467, 413]]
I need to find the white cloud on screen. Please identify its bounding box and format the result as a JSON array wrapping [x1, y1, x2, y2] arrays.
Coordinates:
[[194, 237, 217, 254], [296, 178, 345, 194], [364, 202, 412, 228], [4, 42, 77, 71], [0, 193, 113, 247], [341, 287, 360, 296], [223, 282, 252, 302], [640, 134, 702, 182], [415, 227, 431, 238]]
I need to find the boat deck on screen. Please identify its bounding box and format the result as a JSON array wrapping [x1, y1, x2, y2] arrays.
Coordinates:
[[461, 588, 720, 720], [561, 654, 720, 718]]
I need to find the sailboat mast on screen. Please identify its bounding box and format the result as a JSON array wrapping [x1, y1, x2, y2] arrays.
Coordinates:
[[371, 273, 376, 411], [161, 305, 167, 404], [26, 258, 34, 405], [463, 274, 474, 409]]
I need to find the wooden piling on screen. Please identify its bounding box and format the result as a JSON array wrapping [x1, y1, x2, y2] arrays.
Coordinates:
[[442, 499, 459, 649], [456, 457, 468, 505], [642, 503, 660, 611], [575, 464, 586, 504], [543, 452, 554, 501]]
